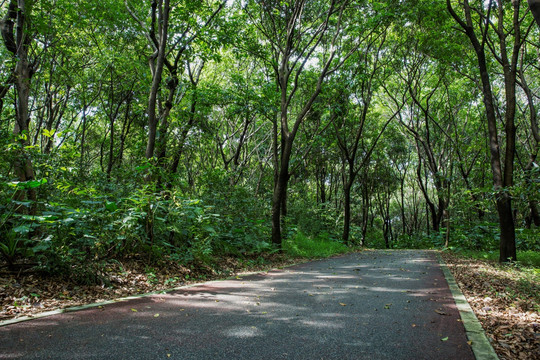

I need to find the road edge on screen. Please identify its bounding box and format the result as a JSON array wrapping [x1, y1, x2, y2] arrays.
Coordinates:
[[0, 259, 311, 328], [436, 252, 499, 360]]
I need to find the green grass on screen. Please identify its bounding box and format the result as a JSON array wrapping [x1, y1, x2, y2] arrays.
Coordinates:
[[283, 231, 350, 258], [456, 250, 540, 268]]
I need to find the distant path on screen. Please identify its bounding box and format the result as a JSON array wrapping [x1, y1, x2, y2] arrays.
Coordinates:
[[0, 250, 474, 359]]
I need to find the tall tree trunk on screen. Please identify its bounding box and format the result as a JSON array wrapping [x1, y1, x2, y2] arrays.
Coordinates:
[[400, 177, 406, 234], [2, 0, 36, 214], [528, 0, 540, 27], [527, 201, 540, 227], [518, 44, 540, 227], [271, 136, 292, 245], [79, 103, 88, 178], [342, 180, 352, 244], [145, 0, 170, 161], [417, 161, 439, 232], [106, 115, 115, 180]]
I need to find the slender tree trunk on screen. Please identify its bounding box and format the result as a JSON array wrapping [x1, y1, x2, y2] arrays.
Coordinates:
[[320, 171, 327, 204], [343, 181, 352, 244], [360, 180, 370, 246], [79, 104, 88, 177], [496, 0, 519, 262], [106, 115, 115, 179], [3, 0, 36, 214], [400, 177, 406, 234], [417, 161, 438, 232], [117, 95, 133, 167], [170, 96, 198, 176], [528, 201, 540, 227], [146, 0, 170, 161], [518, 45, 540, 227], [155, 79, 176, 166], [271, 137, 292, 245]]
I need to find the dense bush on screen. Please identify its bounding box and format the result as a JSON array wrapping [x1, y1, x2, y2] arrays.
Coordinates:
[[0, 171, 275, 282]]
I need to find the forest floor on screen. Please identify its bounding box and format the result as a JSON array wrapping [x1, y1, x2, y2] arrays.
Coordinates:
[[441, 251, 540, 360], [0, 253, 303, 321], [1, 250, 538, 359]]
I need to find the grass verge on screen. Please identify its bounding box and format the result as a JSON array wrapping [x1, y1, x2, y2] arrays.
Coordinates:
[[455, 250, 540, 268], [283, 231, 351, 258]]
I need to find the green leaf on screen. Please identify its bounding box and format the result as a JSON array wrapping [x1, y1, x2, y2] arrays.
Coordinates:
[[13, 225, 31, 234], [105, 201, 118, 212], [135, 164, 150, 172], [9, 178, 47, 189], [42, 129, 55, 138]]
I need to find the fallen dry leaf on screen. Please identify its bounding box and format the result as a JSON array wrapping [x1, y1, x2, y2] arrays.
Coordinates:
[[441, 252, 539, 360], [0, 253, 301, 321]]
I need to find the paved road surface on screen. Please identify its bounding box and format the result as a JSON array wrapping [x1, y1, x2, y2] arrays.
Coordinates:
[[0, 250, 474, 359]]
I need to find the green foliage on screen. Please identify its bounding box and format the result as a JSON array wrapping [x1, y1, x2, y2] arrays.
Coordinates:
[[283, 231, 349, 258], [0, 165, 274, 282], [393, 221, 539, 255], [1, 0, 540, 284], [287, 198, 342, 241]]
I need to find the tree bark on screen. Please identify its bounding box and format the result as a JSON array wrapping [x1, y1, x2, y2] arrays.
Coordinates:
[[271, 136, 293, 245], [342, 180, 353, 244], [2, 0, 36, 214], [528, 0, 540, 27], [416, 160, 439, 232], [145, 0, 170, 161]]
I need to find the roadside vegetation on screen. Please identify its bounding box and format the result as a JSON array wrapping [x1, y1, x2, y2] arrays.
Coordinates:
[[1, 234, 356, 320]]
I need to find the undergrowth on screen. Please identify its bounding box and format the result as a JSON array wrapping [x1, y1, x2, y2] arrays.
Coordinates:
[[283, 231, 351, 258], [455, 250, 540, 268]]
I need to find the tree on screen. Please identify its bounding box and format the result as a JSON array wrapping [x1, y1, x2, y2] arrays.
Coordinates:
[[447, 0, 533, 262], [125, 0, 225, 168], [244, 0, 358, 246], [517, 42, 540, 227], [528, 0, 540, 26], [329, 27, 396, 244], [1, 0, 38, 213]]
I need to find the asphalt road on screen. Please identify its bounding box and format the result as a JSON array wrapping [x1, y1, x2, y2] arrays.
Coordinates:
[[0, 250, 474, 359]]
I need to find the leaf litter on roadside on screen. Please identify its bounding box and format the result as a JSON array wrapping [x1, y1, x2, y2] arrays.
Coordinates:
[[441, 252, 539, 360], [0, 254, 300, 321]]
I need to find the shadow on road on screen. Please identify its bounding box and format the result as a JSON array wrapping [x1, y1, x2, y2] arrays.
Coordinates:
[[0, 250, 474, 360]]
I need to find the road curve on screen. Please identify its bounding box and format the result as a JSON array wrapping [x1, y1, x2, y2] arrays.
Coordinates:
[[0, 250, 474, 360]]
